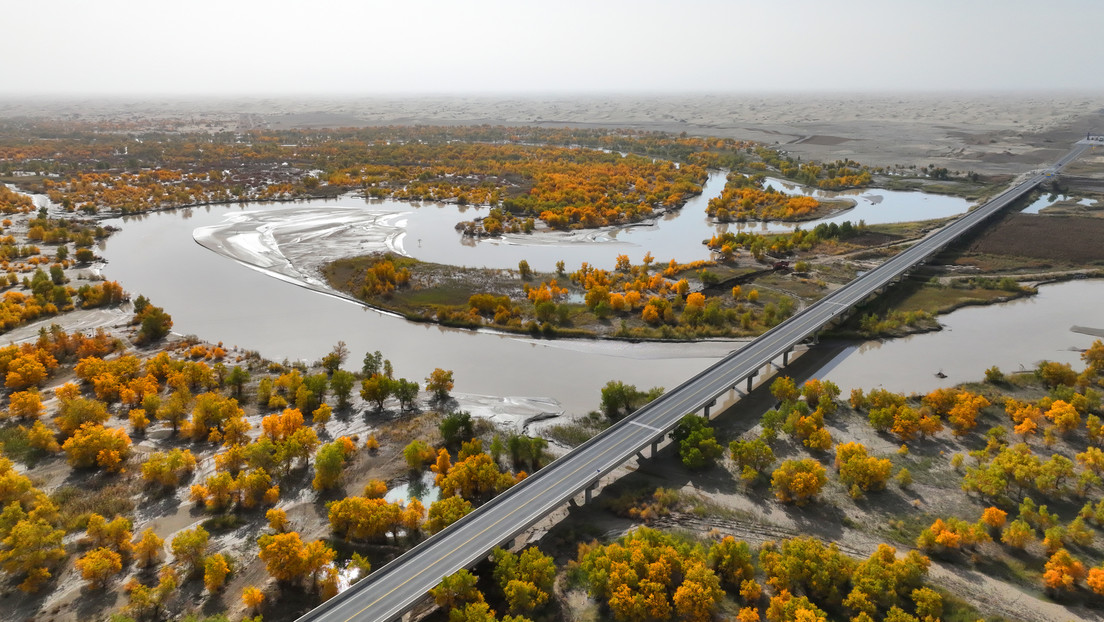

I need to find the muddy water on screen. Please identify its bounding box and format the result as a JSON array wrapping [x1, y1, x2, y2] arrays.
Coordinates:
[[96, 179, 1085, 418], [99, 203, 738, 416], [819, 279, 1104, 394]]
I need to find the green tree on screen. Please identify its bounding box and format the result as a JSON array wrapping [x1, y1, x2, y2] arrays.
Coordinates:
[[600, 380, 663, 421], [440, 411, 475, 447], [394, 378, 420, 411], [226, 366, 250, 400], [672, 414, 724, 469], [330, 369, 355, 409]]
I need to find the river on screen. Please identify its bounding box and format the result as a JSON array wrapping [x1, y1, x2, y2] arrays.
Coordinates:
[[92, 176, 1100, 417]]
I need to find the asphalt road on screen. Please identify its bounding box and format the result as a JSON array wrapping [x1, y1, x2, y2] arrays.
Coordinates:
[[297, 144, 1087, 622]]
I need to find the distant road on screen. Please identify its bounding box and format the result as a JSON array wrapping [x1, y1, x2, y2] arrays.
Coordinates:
[[297, 143, 1088, 622]]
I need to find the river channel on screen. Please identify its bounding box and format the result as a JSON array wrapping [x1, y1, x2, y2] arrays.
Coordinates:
[[94, 175, 1101, 418]]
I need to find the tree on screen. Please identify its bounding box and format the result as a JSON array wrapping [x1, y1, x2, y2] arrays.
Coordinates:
[[730, 438, 775, 482], [362, 350, 384, 377], [330, 369, 355, 409], [313, 440, 353, 491], [708, 536, 754, 590], [7, 390, 44, 420], [257, 532, 334, 590], [226, 365, 250, 399], [1045, 400, 1081, 434], [242, 585, 265, 613], [673, 561, 724, 622], [771, 459, 827, 505], [328, 497, 402, 541], [427, 496, 473, 534], [403, 440, 434, 470], [1043, 548, 1086, 593], [61, 423, 131, 471], [321, 341, 348, 375], [204, 552, 231, 592], [426, 368, 455, 402], [0, 517, 67, 592], [124, 566, 178, 620], [432, 569, 484, 609], [439, 411, 474, 447], [395, 378, 420, 411], [266, 508, 289, 532], [439, 453, 514, 501], [53, 395, 109, 437], [171, 526, 209, 575], [360, 375, 393, 410], [760, 537, 854, 610], [141, 448, 197, 490], [85, 513, 133, 558], [600, 380, 663, 421], [672, 414, 723, 469], [835, 442, 892, 495], [76, 547, 122, 589], [136, 304, 173, 343], [134, 528, 164, 567]]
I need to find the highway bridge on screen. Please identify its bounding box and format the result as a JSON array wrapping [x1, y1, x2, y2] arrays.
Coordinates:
[[296, 143, 1088, 622]]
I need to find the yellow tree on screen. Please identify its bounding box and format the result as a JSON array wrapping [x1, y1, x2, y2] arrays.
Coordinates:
[[170, 526, 209, 576], [85, 513, 133, 558], [1043, 548, 1086, 592], [61, 423, 131, 471], [426, 496, 473, 534], [133, 528, 164, 568], [242, 585, 265, 613], [7, 390, 44, 420], [257, 532, 309, 583], [770, 459, 827, 505], [204, 553, 231, 592], [266, 508, 289, 532], [1045, 400, 1081, 434], [76, 547, 122, 589], [0, 516, 67, 592]]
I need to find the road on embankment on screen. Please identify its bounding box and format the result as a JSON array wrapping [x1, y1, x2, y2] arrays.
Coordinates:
[[297, 143, 1088, 622]]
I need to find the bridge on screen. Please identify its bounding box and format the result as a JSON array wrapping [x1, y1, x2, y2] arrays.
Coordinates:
[[296, 142, 1089, 622]]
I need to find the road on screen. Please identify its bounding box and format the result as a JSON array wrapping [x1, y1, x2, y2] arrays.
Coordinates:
[[297, 144, 1087, 622]]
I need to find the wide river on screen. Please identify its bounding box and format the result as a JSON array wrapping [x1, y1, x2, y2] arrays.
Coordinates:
[[93, 175, 1102, 417]]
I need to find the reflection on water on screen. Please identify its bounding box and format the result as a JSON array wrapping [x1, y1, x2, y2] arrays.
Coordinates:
[[819, 280, 1104, 393], [385, 471, 440, 506]]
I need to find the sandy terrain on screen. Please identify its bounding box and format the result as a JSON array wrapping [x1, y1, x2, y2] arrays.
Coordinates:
[[4, 93, 1104, 175]]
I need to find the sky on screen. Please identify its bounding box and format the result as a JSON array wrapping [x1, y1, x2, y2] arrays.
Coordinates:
[[4, 0, 1102, 97]]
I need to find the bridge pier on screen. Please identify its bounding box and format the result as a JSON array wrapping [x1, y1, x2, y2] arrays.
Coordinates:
[[783, 347, 792, 366], [703, 399, 717, 419], [746, 371, 757, 392], [584, 481, 599, 504]]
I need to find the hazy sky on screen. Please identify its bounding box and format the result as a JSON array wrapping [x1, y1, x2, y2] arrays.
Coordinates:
[[5, 0, 1102, 96]]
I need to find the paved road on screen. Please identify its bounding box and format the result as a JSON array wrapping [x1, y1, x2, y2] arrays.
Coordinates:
[[297, 144, 1087, 622]]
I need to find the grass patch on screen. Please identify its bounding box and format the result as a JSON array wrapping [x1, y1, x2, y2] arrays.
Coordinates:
[[938, 587, 1013, 622], [544, 412, 609, 447], [52, 481, 137, 532], [0, 425, 44, 467], [882, 512, 935, 546], [203, 513, 246, 532]]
